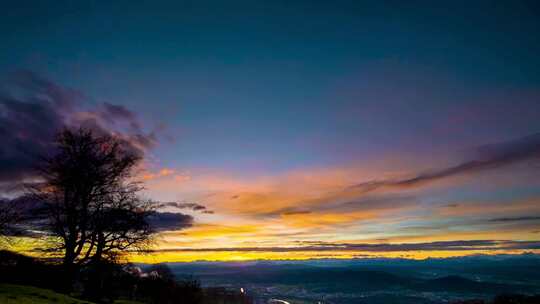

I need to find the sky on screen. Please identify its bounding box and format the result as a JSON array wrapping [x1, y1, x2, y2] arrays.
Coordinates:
[[1, 0, 540, 262]]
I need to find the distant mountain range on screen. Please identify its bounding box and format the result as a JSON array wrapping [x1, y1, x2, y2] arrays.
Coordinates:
[[156, 254, 540, 297]]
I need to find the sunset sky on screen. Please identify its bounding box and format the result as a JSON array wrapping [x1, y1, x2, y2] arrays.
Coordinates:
[[2, 1, 540, 262]]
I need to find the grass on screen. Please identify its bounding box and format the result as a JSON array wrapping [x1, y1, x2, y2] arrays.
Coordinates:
[[0, 284, 93, 304], [0, 284, 144, 304]]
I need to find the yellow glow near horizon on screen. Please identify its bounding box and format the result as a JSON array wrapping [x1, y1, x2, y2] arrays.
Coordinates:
[[128, 249, 540, 264], [6, 236, 539, 264]]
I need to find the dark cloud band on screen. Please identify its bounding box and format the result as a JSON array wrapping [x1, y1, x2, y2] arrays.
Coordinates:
[[488, 216, 540, 223], [144, 240, 540, 253], [147, 211, 194, 232], [155, 201, 214, 214]]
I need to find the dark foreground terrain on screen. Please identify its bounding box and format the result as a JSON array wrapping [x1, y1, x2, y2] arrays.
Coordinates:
[[160, 254, 540, 304], [2, 250, 539, 304]]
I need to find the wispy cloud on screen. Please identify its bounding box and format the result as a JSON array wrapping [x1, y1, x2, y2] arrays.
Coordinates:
[[259, 195, 416, 218], [146, 240, 540, 253], [349, 133, 540, 193], [488, 216, 540, 223]]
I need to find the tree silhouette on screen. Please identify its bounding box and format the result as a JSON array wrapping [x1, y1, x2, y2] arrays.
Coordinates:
[[0, 199, 19, 245], [0, 194, 31, 248], [30, 128, 153, 278]]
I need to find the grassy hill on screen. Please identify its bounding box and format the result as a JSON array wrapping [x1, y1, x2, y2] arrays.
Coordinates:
[[0, 284, 142, 304], [0, 284, 93, 304]]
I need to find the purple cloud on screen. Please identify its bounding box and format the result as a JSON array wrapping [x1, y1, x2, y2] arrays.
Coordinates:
[[0, 70, 159, 190]]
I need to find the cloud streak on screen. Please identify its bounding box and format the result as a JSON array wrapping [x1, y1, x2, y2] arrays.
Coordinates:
[[146, 240, 540, 253], [156, 201, 214, 214], [350, 133, 540, 193], [488, 216, 540, 223]]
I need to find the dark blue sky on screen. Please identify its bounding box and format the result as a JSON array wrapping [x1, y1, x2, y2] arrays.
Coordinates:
[[3, 1, 540, 174]]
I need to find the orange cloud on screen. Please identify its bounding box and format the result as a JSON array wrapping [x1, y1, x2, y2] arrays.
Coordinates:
[[135, 160, 540, 262]]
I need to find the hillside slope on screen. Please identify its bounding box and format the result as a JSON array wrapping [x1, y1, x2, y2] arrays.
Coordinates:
[[0, 284, 93, 304], [0, 284, 142, 304]]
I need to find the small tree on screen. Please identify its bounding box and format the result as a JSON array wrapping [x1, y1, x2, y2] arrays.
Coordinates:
[[0, 203, 12, 236], [31, 128, 153, 280], [0, 199, 19, 246], [0, 195, 32, 247]]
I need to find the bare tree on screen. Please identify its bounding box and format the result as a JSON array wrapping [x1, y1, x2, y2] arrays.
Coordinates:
[[0, 200, 18, 246], [0, 203, 11, 235], [31, 128, 153, 270], [88, 189, 152, 263], [0, 195, 30, 247]]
